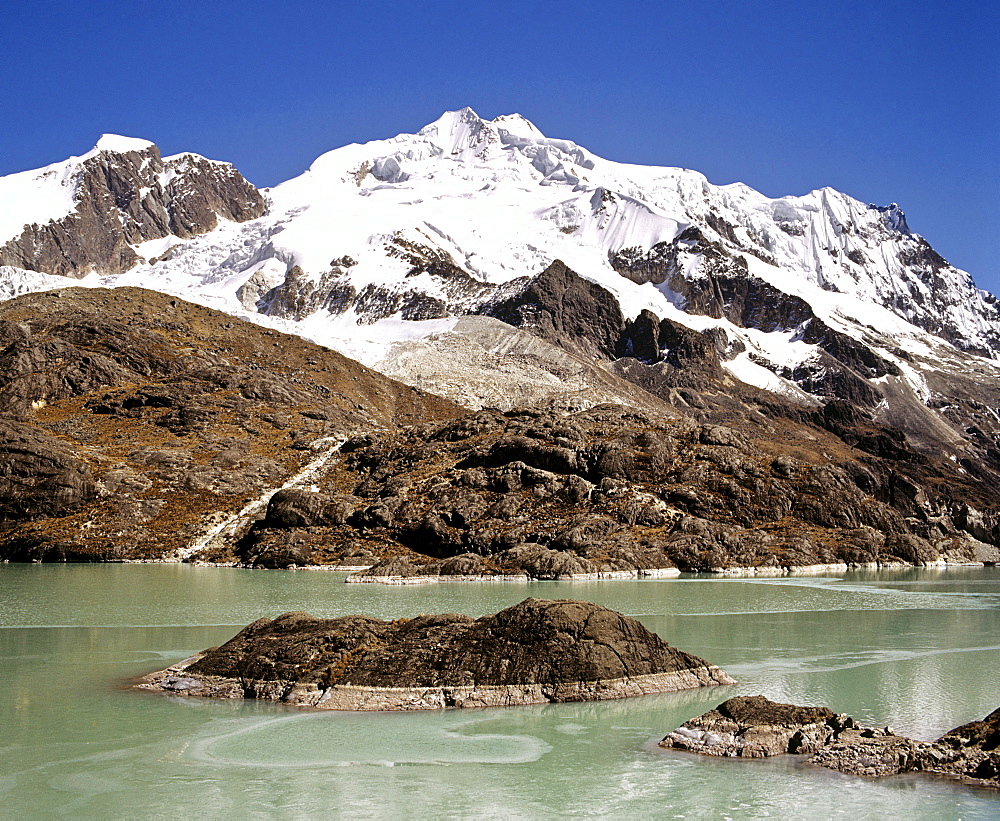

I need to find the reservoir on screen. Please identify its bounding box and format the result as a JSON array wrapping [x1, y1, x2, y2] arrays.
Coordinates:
[[2, 564, 999, 817]]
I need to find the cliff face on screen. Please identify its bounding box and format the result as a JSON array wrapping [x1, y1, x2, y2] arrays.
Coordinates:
[[0, 142, 264, 277]]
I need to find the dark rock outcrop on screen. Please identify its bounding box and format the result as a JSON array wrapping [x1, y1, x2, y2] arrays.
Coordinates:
[[488, 259, 626, 359], [662, 696, 1000, 789], [477, 260, 1000, 520], [258, 237, 495, 322], [610, 231, 814, 333], [0, 420, 98, 520], [135, 597, 736, 710]]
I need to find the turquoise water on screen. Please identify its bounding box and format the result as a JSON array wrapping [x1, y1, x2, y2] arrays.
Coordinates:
[[1, 564, 999, 818]]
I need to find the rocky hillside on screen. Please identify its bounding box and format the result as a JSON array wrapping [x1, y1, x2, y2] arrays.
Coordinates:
[[0, 287, 458, 561], [229, 401, 999, 576], [483, 260, 1000, 492]]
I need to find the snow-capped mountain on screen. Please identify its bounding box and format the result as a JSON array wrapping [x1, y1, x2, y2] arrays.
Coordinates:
[[4, 109, 1000, 571], [2, 108, 1000, 471]]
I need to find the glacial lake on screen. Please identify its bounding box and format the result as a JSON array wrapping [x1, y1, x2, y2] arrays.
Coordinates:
[[2, 564, 999, 818]]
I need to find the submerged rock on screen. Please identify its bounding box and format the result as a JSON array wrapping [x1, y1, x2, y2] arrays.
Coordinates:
[[662, 696, 1000, 789], [136, 597, 735, 710]]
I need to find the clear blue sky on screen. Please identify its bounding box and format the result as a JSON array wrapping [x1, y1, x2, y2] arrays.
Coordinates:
[[3, 0, 997, 291]]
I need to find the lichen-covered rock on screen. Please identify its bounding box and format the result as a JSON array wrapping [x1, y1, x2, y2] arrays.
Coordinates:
[[136, 598, 736, 710]]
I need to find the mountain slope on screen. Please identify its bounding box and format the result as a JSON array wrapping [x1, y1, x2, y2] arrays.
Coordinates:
[[2, 110, 1000, 571], [0, 287, 458, 562]]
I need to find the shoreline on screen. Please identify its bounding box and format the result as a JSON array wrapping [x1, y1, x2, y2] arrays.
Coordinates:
[[6, 557, 995, 582], [344, 559, 996, 584], [344, 567, 684, 584]]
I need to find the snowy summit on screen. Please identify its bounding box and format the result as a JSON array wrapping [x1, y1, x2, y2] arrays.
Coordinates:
[[0, 107, 998, 412]]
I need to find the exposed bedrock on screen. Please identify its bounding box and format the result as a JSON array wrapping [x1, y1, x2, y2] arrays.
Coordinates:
[[236, 403, 1000, 575], [488, 259, 626, 360], [661, 695, 1000, 789], [258, 237, 497, 323], [662, 695, 852, 758], [135, 598, 736, 710], [0, 420, 97, 520]]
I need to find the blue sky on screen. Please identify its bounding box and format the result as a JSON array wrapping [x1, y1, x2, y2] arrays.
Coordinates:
[[3, 0, 997, 290]]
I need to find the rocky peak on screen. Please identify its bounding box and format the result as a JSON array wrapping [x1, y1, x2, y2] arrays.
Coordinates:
[[487, 259, 626, 360], [873, 202, 910, 234], [0, 139, 265, 277]]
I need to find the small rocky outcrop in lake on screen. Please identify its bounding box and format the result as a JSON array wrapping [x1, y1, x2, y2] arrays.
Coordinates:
[[135, 597, 736, 710], [661, 695, 1000, 789], [661, 695, 850, 757]]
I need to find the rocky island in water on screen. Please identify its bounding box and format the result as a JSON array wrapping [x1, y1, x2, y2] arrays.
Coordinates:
[[136, 597, 735, 710], [663, 695, 1000, 789]]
